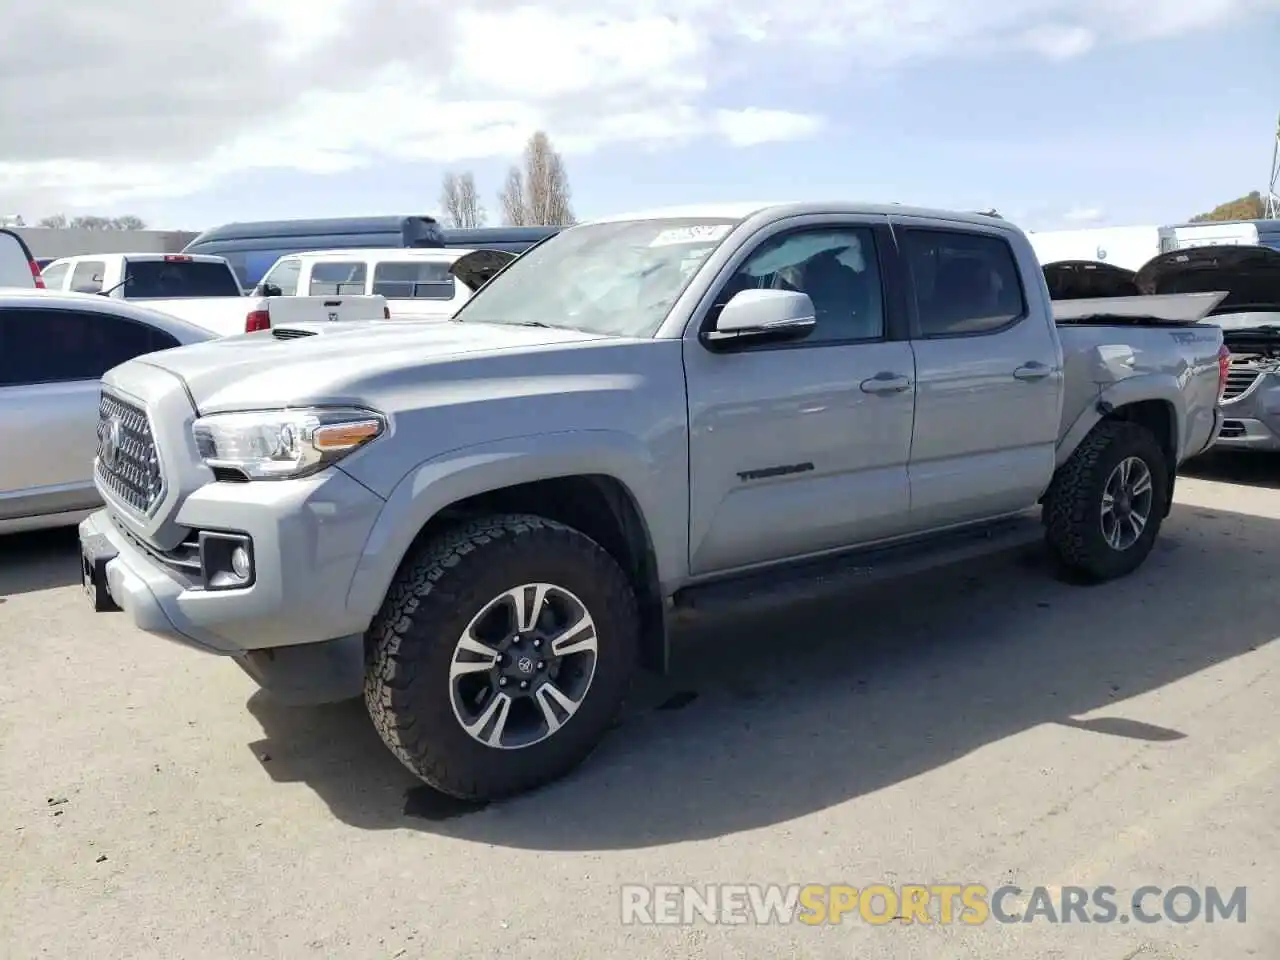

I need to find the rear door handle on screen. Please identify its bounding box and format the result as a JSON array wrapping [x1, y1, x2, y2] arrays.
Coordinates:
[[1013, 361, 1051, 381], [860, 372, 912, 394]]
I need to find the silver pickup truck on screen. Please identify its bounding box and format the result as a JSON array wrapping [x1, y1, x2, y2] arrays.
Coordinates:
[[78, 202, 1227, 801]]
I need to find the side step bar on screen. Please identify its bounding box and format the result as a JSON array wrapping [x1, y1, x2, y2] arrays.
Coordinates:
[[671, 513, 1045, 619]]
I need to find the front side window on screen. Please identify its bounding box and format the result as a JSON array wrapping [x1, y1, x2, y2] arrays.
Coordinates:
[[903, 230, 1026, 337], [713, 226, 885, 343], [453, 218, 740, 337], [308, 261, 368, 296], [0, 308, 179, 386], [258, 258, 301, 296], [40, 262, 69, 289], [372, 261, 456, 300]]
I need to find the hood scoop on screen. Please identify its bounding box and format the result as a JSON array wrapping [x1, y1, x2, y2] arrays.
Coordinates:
[[272, 327, 319, 340]]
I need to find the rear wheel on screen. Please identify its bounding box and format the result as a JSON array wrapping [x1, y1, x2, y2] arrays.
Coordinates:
[[364, 514, 638, 800], [1043, 420, 1169, 582]]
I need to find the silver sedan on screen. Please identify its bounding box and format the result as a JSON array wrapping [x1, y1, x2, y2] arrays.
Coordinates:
[[0, 289, 215, 534]]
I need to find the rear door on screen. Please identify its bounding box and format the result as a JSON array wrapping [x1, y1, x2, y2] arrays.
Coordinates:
[[0, 229, 38, 288], [69, 259, 107, 294], [0, 305, 182, 522], [894, 218, 1063, 528], [307, 260, 368, 296], [370, 258, 465, 319]]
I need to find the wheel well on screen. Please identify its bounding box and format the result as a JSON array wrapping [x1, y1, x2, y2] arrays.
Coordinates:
[[405, 475, 668, 673], [1102, 399, 1177, 515]]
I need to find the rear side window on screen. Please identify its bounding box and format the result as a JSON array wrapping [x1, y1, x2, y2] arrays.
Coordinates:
[[40, 262, 70, 289], [371, 261, 456, 300], [308, 261, 367, 296], [0, 308, 180, 387], [70, 261, 106, 294], [902, 230, 1026, 337], [258, 258, 301, 296], [123, 260, 241, 298]]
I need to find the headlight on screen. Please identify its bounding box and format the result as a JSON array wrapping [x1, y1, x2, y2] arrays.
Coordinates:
[[192, 407, 386, 480]]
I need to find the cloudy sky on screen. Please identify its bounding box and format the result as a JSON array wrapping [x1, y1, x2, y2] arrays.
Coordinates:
[[3, 0, 1277, 232]]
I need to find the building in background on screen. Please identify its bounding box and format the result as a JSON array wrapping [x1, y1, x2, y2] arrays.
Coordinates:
[[13, 227, 199, 259]]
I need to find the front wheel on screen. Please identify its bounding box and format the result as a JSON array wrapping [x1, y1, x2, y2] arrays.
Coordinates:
[[1043, 420, 1169, 583], [364, 514, 639, 800]]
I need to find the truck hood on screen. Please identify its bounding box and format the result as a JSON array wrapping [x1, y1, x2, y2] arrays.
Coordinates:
[[1042, 260, 1139, 300], [130, 318, 606, 413], [1133, 244, 1280, 316]]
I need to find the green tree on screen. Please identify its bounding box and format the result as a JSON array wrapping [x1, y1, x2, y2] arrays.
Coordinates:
[[1189, 191, 1265, 222]]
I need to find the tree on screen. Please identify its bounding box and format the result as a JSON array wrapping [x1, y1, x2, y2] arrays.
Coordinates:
[[440, 171, 487, 228], [498, 167, 528, 226], [1189, 191, 1265, 222], [35, 213, 148, 230], [497, 130, 575, 227]]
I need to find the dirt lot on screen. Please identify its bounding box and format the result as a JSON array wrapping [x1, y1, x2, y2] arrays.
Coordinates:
[[2, 454, 1277, 959]]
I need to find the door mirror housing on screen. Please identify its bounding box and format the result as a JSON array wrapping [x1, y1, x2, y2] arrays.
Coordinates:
[[700, 289, 817, 351]]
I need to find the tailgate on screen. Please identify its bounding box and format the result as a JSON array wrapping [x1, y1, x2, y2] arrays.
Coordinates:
[[266, 294, 388, 326]]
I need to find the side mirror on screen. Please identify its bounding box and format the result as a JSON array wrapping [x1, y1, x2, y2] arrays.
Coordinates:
[[260, 282, 282, 298], [700, 289, 816, 351]]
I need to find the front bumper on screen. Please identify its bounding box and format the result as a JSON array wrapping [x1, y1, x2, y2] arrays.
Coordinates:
[[78, 468, 386, 656], [1215, 373, 1280, 451]]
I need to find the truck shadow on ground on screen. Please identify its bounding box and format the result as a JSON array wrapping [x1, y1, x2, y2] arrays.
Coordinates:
[[246, 503, 1277, 851], [1180, 450, 1280, 489], [0, 527, 81, 598]]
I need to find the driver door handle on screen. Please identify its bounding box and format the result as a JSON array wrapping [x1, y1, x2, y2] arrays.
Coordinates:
[[860, 372, 912, 394], [1013, 361, 1052, 381]]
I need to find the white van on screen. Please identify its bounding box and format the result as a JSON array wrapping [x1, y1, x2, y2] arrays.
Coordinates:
[[251, 247, 487, 320], [0, 229, 42, 289]]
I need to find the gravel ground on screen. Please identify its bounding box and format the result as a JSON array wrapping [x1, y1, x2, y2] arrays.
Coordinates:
[[2, 453, 1277, 959]]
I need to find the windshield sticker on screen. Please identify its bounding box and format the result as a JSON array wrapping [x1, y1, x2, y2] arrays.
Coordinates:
[[648, 225, 732, 247]]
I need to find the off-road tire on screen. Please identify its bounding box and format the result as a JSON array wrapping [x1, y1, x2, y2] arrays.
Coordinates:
[[1043, 420, 1169, 583], [364, 514, 639, 800]]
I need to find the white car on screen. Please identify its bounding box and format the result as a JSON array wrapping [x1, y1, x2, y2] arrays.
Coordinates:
[[252, 247, 505, 320], [38, 252, 389, 337], [0, 289, 216, 534]]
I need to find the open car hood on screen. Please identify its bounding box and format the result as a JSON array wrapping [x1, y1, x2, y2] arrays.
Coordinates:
[[1042, 260, 1139, 300], [448, 248, 518, 292], [1132, 244, 1280, 315]]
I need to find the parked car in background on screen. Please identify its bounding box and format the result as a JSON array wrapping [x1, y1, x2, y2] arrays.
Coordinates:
[[183, 215, 559, 290], [251, 247, 514, 320], [80, 201, 1225, 801], [0, 290, 215, 534], [39, 252, 390, 336], [0, 228, 44, 288], [1130, 244, 1280, 451]]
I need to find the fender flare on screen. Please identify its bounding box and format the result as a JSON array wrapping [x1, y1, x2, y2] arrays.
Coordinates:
[[343, 430, 676, 625], [1055, 375, 1185, 470]]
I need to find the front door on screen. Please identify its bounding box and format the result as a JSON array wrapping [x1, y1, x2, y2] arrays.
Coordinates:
[[683, 217, 917, 576], [893, 219, 1063, 529]]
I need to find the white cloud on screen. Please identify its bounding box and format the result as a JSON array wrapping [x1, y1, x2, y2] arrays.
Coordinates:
[[1063, 205, 1106, 224], [715, 109, 825, 147], [0, 0, 1271, 213]]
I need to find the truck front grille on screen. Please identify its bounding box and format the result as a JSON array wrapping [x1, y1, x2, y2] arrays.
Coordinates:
[[1223, 364, 1261, 401], [95, 391, 164, 515]]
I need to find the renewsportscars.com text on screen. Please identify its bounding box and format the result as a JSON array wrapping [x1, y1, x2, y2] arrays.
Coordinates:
[[620, 884, 1247, 926]]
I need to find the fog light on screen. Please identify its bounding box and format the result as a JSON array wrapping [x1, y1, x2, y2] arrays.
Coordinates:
[[231, 546, 251, 579]]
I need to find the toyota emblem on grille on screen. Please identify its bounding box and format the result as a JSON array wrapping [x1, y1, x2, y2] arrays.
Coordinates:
[[100, 416, 123, 470]]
